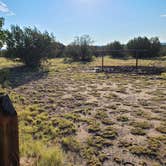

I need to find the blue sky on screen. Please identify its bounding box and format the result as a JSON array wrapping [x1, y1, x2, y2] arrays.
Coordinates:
[[0, 0, 166, 45]]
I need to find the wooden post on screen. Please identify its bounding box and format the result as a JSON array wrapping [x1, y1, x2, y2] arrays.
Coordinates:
[[0, 95, 19, 166], [101, 54, 104, 72], [136, 51, 138, 70]]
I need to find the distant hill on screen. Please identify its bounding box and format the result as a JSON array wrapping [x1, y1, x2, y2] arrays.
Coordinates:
[[161, 43, 166, 46]]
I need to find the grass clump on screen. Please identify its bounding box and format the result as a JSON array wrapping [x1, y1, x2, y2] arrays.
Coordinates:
[[118, 140, 132, 148], [61, 136, 80, 153], [156, 124, 166, 134], [63, 113, 81, 122], [129, 138, 161, 157], [129, 146, 155, 157], [20, 139, 64, 166], [87, 156, 102, 166], [37, 146, 64, 166], [101, 118, 114, 125], [58, 119, 76, 136], [0, 69, 10, 87], [117, 115, 129, 122], [131, 121, 152, 129], [161, 72, 166, 79], [82, 147, 102, 166], [95, 111, 108, 120], [88, 121, 101, 133], [100, 127, 118, 139], [131, 127, 146, 136], [87, 136, 112, 149]]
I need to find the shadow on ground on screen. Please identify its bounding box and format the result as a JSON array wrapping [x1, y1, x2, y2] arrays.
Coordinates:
[[94, 66, 166, 75], [0, 65, 48, 88]]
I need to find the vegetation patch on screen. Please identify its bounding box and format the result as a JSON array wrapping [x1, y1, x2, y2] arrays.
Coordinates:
[[88, 121, 101, 134], [95, 110, 109, 120], [131, 127, 146, 136], [87, 136, 112, 149], [129, 138, 161, 158], [131, 121, 152, 129], [156, 124, 166, 134], [53, 118, 76, 136], [61, 136, 80, 152], [100, 127, 118, 139], [117, 115, 129, 122], [101, 118, 114, 125], [0, 55, 165, 165]]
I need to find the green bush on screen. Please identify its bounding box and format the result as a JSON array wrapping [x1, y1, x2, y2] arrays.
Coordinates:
[[61, 136, 80, 152], [0, 69, 10, 87], [64, 35, 93, 62], [5, 25, 60, 67], [20, 140, 64, 166], [38, 146, 64, 166], [107, 41, 124, 58], [127, 36, 161, 58]]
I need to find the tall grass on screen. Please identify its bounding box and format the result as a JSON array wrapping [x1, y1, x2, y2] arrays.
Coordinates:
[[20, 139, 64, 166]]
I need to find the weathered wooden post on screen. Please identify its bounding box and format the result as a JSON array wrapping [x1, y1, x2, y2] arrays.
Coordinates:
[[136, 51, 139, 70], [0, 94, 19, 166], [101, 54, 104, 72]]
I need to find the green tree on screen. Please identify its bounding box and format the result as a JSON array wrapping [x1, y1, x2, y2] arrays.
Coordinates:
[[5, 25, 59, 67], [107, 41, 124, 58], [127, 37, 161, 58], [150, 37, 161, 57], [0, 17, 6, 50], [64, 35, 93, 62]]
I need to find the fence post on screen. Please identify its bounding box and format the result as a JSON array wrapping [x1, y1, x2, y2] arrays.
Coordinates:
[[136, 51, 139, 70], [101, 54, 104, 72], [0, 94, 19, 166]]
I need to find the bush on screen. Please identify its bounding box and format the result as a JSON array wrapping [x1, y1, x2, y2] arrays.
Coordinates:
[[5, 25, 60, 67], [107, 41, 124, 58], [0, 17, 6, 50], [64, 35, 93, 62], [126, 36, 161, 58], [0, 69, 10, 87], [20, 140, 64, 166], [61, 136, 80, 152]]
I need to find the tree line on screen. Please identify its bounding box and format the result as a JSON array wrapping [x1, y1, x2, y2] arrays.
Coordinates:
[[0, 18, 164, 68]]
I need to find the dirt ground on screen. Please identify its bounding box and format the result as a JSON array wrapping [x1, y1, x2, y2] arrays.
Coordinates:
[[1, 58, 166, 166]]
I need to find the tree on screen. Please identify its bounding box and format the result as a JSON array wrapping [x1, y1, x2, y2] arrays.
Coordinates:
[[64, 35, 93, 62], [107, 41, 124, 58], [0, 17, 6, 50], [5, 25, 58, 67], [126, 37, 161, 58], [49, 41, 65, 58], [150, 37, 161, 57]]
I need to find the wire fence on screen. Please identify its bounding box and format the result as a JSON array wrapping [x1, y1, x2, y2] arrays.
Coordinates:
[[93, 49, 166, 74]]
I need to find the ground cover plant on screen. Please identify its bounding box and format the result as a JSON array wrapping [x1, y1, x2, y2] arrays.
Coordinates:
[[0, 56, 165, 166]]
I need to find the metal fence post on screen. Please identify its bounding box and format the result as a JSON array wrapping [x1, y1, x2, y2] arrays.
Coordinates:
[[0, 94, 19, 166]]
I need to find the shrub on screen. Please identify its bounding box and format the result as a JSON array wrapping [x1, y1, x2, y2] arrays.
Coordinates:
[[117, 115, 129, 122], [38, 146, 64, 166], [5, 25, 60, 67], [126, 36, 161, 58], [0, 17, 6, 50], [20, 140, 64, 166], [0, 69, 10, 87], [107, 41, 124, 58], [64, 35, 93, 62], [131, 127, 146, 135], [61, 136, 80, 152], [156, 124, 166, 134], [131, 121, 151, 129]]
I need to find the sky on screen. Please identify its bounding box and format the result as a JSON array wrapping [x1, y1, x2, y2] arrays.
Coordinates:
[[0, 0, 166, 45]]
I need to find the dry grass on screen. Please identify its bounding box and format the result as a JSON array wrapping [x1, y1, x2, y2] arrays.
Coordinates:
[[0, 57, 166, 166]]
